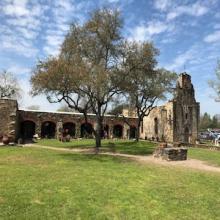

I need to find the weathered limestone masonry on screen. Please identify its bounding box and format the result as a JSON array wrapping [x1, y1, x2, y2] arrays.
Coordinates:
[[140, 73, 200, 144], [0, 73, 199, 144], [0, 99, 19, 142], [0, 101, 137, 141]]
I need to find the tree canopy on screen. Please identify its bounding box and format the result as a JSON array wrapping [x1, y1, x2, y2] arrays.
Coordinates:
[[31, 8, 177, 148], [200, 112, 220, 130], [0, 70, 21, 99], [120, 41, 177, 140]]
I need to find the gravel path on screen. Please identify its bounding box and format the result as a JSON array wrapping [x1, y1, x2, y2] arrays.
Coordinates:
[[25, 144, 220, 174]]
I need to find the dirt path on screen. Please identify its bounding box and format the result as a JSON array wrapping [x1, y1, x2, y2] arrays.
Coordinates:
[[25, 144, 220, 173]]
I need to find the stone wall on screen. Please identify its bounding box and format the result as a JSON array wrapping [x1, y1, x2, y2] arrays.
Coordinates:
[[141, 73, 200, 144], [140, 101, 174, 142], [0, 99, 19, 142], [17, 109, 137, 140]]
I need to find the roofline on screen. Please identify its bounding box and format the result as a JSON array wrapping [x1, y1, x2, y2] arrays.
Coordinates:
[[18, 109, 138, 119]]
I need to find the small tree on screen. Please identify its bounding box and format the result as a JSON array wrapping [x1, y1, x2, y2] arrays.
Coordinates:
[[121, 41, 177, 141], [209, 60, 220, 102], [200, 112, 212, 130], [211, 116, 219, 129], [0, 70, 21, 99]]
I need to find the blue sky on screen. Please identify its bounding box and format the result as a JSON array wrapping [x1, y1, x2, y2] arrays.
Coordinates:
[[0, 0, 220, 115]]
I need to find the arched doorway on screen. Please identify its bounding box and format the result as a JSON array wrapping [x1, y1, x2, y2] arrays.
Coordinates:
[[41, 121, 56, 138], [154, 118, 158, 136], [101, 125, 109, 138], [21, 120, 36, 140], [130, 126, 137, 139], [184, 127, 189, 143], [113, 124, 123, 138], [63, 122, 76, 137], [81, 123, 93, 138]]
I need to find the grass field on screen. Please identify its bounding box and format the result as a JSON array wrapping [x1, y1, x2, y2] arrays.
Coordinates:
[[1, 140, 220, 219], [35, 139, 156, 155], [36, 139, 220, 166], [188, 148, 220, 166]]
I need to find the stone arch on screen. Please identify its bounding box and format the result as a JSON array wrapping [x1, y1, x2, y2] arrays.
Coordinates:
[[81, 122, 93, 138], [21, 120, 36, 140], [184, 127, 189, 143], [113, 124, 123, 138], [154, 118, 158, 136], [102, 124, 109, 138], [41, 121, 56, 138], [129, 126, 137, 139], [63, 122, 76, 137]]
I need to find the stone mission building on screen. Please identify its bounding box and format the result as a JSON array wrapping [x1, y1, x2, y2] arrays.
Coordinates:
[[0, 73, 199, 144], [140, 73, 200, 143]]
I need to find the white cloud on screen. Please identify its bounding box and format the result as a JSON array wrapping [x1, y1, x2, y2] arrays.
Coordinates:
[[166, 47, 198, 71], [154, 0, 172, 11], [0, 0, 48, 57], [129, 21, 171, 41], [1, 35, 38, 57], [3, 0, 29, 17], [204, 31, 220, 43], [167, 2, 209, 21], [7, 66, 31, 76]]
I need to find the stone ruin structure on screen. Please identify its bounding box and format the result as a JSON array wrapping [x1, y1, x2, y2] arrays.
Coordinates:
[[140, 73, 200, 144], [0, 100, 137, 143], [0, 73, 200, 144]]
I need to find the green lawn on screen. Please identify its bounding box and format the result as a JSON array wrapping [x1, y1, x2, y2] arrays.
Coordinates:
[[1, 147, 220, 219], [35, 139, 156, 155], [188, 147, 220, 166], [36, 139, 220, 166]]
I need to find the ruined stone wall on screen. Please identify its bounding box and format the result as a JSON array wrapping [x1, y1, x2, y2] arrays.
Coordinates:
[[140, 102, 174, 143], [0, 99, 18, 142], [141, 73, 200, 144], [18, 109, 137, 139]]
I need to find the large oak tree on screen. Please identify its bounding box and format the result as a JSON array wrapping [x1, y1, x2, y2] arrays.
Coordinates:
[[31, 9, 123, 151], [31, 8, 177, 149]]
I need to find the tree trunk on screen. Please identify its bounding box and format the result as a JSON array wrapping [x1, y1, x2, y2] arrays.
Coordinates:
[[136, 119, 141, 142], [95, 132, 101, 153], [95, 108, 103, 153]]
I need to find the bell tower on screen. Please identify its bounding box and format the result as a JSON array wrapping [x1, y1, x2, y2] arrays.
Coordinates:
[[173, 73, 200, 144]]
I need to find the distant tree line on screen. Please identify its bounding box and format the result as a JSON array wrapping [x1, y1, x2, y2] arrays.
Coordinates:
[[200, 112, 220, 130]]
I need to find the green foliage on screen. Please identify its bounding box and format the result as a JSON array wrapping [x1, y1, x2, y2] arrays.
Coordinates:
[[1, 146, 220, 219], [120, 41, 177, 140], [200, 112, 220, 130]]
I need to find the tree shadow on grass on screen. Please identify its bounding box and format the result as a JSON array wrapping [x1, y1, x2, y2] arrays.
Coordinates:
[[58, 152, 132, 164], [103, 141, 156, 156]]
